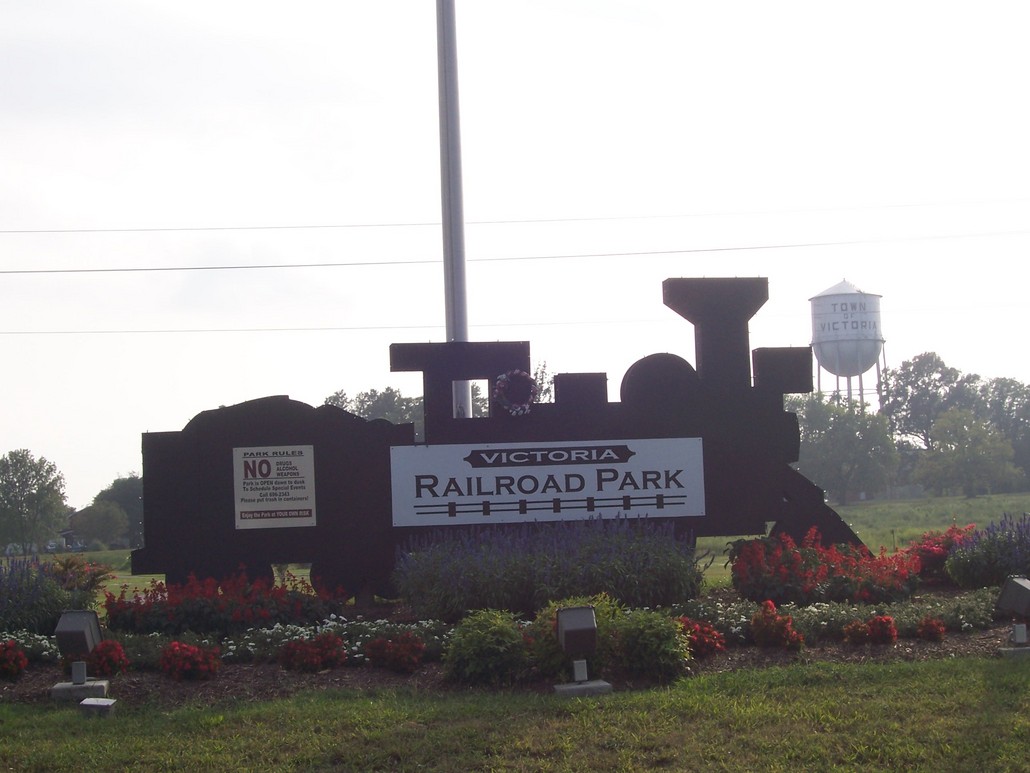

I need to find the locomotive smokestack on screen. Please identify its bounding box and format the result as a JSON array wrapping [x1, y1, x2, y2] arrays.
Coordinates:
[[662, 278, 768, 391]]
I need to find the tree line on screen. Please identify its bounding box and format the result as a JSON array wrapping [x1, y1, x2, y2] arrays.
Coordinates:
[[790, 351, 1029, 504], [0, 450, 141, 556]]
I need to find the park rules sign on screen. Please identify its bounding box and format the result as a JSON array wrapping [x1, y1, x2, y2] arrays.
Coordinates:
[[390, 438, 705, 526], [233, 445, 316, 529]]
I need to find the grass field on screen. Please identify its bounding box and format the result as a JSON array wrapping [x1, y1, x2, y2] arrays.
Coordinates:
[[839, 492, 1030, 552], [2, 658, 1028, 771], [695, 492, 1030, 586]]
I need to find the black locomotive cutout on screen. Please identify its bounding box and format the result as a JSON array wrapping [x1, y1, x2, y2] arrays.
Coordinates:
[[133, 277, 860, 595]]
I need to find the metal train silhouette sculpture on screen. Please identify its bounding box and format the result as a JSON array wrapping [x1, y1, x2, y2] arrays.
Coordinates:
[[132, 277, 862, 593]]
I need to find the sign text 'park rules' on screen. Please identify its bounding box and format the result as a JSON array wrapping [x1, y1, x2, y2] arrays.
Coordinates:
[[390, 438, 705, 527], [233, 445, 316, 529]]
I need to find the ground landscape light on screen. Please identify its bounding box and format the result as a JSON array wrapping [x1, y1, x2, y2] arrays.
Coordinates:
[[996, 576, 1030, 646], [54, 610, 103, 684], [553, 605, 611, 696], [557, 606, 598, 683], [50, 610, 113, 708]]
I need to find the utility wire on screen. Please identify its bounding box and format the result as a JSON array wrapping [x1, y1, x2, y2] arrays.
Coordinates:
[[0, 318, 670, 336], [2, 195, 1027, 235], [3, 227, 1030, 275]]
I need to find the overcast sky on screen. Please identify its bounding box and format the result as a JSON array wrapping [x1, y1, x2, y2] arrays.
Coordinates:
[[3, 1, 1030, 509]]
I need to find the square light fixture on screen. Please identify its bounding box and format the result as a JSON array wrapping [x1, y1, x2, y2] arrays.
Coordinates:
[[557, 606, 597, 658], [557, 606, 597, 683], [554, 605, 611, 695], [54, 610, 103, 661], [996, 577, 1030, 618]]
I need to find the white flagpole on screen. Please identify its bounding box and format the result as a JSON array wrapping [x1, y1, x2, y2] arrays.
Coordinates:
[[436, 0, 472, 418]]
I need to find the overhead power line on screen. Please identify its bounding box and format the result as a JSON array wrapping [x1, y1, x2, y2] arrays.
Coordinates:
[[3, 227, 1030, 276], [2, 194, 1027, 235], [0, 318, 669, 337]]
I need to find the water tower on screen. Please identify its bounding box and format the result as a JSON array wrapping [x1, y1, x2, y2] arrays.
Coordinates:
[[810, 279, 885, 404]]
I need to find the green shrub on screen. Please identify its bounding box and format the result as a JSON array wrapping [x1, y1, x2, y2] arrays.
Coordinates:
[[523, 596, 689, 683], [936, 586, 1000, 631], [0, 630, 60, 664], [0, 559, 75, 634], [674, 597, 758, 646], [945, 513, 1030, 588], [110, 632, 167, 671], [443, 609, 529, 687], [394, 519, 705, 622], [783, 602, 863, 644], [47, 555, 115, 608], [843, 619, 871, 645], [611, 609, 690, 682]]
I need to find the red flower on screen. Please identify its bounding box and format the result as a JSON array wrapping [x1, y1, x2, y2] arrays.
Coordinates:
[[277, 633, 347, 672], [0, 640, 29, 681], [363, 632, 426, 674], [750, 601, 804, 650], [866, 615, 898, 645], [677, 617, 726, 659], [85, 640, 131, 677], [917, 616, 947, 642], [159, 641, 221, 680]]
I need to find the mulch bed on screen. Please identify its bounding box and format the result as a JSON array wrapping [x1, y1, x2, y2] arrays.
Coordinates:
[[3, 623, 1016, 710], [1, 589, 1019, 710]]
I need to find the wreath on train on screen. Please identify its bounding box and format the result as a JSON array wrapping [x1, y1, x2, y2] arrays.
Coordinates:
[[493, 370, 539, 416]]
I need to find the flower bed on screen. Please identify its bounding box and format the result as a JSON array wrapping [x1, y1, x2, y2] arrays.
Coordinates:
[[0, 583, 1014, 708], [104, 568, 349, 636], [728, 528, 921, 606]]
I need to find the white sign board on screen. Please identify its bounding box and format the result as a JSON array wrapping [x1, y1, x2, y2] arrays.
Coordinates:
[[390, 438, 705, 527], [233, 445, 316, 529]]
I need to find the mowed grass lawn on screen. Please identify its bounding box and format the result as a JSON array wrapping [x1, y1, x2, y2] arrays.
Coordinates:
[[2, 658, 1029, 772]]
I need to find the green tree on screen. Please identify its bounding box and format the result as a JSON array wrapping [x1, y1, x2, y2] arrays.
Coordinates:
[[913, 408, 1022, 497], [880, 352, 982, 450], [71, 500, 129, 547], [532, 361, 555, 403], [325, 386, 426, 438], [324, 364, 553, 439], [788, 394, 898, 505], [94, 474, 144, 547], [977, 377, 1030, 483], [0, 449, 68, 554]]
